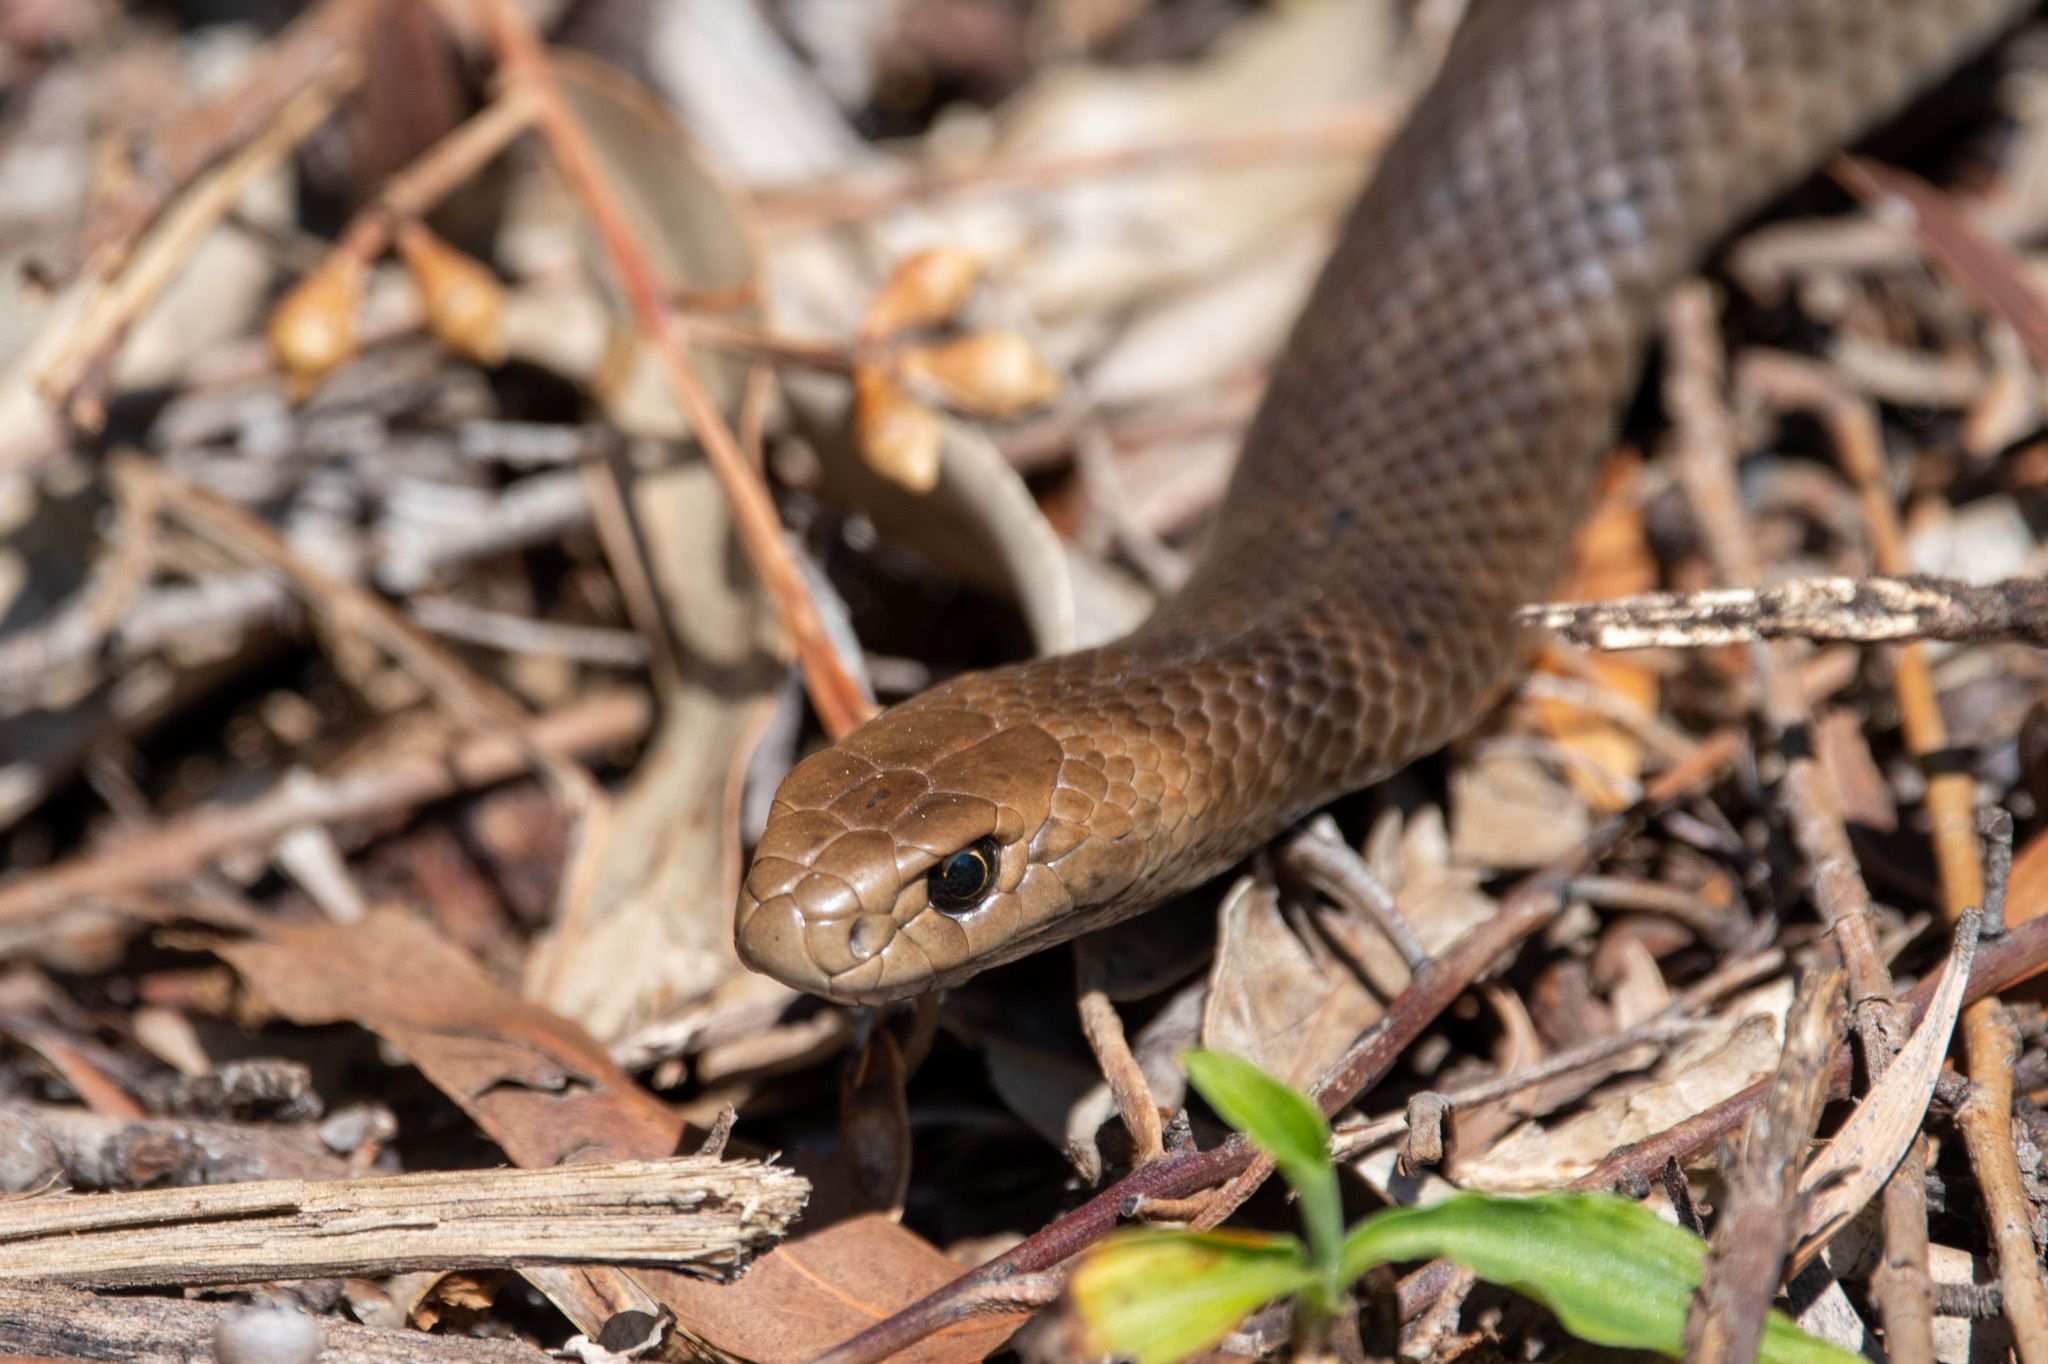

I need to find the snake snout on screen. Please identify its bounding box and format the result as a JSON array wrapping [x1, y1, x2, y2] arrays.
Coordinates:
[[735, 854, 906, 997]]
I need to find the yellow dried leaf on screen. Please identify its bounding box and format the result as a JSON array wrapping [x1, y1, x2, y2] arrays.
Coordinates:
[[853, 367, 942, 492], [396, 222, 506, 366], [267, 251, 366, 399], [896, 331, 1061, 419], [861, 246, 982, 341]]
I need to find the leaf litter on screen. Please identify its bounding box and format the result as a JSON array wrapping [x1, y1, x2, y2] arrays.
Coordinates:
[[0, 2, 2046, 1362]]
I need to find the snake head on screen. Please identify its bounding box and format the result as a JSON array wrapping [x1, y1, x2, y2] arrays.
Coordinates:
[[735, 699, 1094, 1002]]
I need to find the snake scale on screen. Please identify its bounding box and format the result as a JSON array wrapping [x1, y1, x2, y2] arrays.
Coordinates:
[[737, 0, 2029, 1002]]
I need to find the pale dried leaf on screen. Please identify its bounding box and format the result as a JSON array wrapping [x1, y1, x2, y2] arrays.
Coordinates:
[[1201, 874, 1381, 1091], [1449, 756, 1593, 870], [1452, 981, 1793, 1190]]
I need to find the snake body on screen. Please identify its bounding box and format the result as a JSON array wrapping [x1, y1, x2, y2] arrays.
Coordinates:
[[737, 0, 2026, 1002]]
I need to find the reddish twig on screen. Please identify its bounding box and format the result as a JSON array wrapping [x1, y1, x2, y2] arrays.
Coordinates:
[[479, 0, 872, 738]]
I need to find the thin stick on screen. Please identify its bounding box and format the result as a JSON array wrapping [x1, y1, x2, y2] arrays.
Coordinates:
[[480, 0, 872, 738], [36, 61, 364, 429], [755, 108, 1398, 231], [144, 465, 597, 807], [1668, 290, 1932, 1355], [0, 689, 649, 928], [1952, 1006, 2048, 1364]]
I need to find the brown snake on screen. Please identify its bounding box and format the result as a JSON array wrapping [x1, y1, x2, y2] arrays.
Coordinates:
[[737, 0, 2026, 1003]]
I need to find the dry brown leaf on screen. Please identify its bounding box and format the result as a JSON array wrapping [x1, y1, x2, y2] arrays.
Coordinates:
[[1448, 755, 1592, 870], [212, 908, 681, 1167], [1363, 804, 1496, 954], [1200, 874, 1380, 1091], [661, 1212, 1021, 1364]]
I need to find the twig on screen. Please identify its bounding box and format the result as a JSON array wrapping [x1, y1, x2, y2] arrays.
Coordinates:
[[1572, 912, 2048, 1189], [1074, 955, 1164, 1165], [1686, 971, 1841, 1364], [27, 0, 370, 291], [810, 730, 1745, 1364], [1832, 155, 2048, 374], [34, 52, 365, 429], [1951, 1005, 2048, 1364], [480, 0, 872, 738], [754, 107, 1397, 231], [1357, 952, 1780, 1319], [142, 463, 598, 807], [0, 1156, 801, 1288], [1330, 1014, 1701, 1159], [1744, 348, 2039, 1353], [410, 596, 649, 667], [1521, 573, 2048, 651], [0, 1279, 557, 1364], [320, 82, 541, 276], [0, 471, 598, 704], [0, 689, 649, 928], [1726, 196, 2048, 301], [1664, 287, 1932, 1355]]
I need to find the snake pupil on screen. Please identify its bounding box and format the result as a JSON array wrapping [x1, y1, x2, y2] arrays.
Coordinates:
[[929, 838, 997, 912]]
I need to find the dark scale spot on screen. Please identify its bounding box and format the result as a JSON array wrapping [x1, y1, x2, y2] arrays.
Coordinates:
[[1405, 626, 1431, 651], [864, 788, 891, 810], [1325, 503, 1359, 535]]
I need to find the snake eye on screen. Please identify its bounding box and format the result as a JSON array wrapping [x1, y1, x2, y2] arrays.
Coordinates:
[[928, 837, 999, 913]]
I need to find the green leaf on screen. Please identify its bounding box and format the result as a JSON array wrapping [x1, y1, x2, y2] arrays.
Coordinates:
[[1181, 1049, 1342, 1283], [1338, 1192, 1862, 1364], [1069, 1229, 1313, 1364]]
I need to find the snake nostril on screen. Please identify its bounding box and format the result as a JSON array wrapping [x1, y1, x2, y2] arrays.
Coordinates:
[[847, 914, 895, 964]]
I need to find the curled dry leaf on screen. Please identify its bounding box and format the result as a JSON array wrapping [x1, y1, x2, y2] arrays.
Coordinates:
[[396, 221, 506, 366], [1201, 874, 1381, 1092], [659, 1212, 1023, 1364], [266, 248, 367, 398], [861, 246, 983, 342], [894, 331, 1062, 420], [853, 366, 943, 492], [1362, 804, 1495, 956], [211, 908, 683, 1168]]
